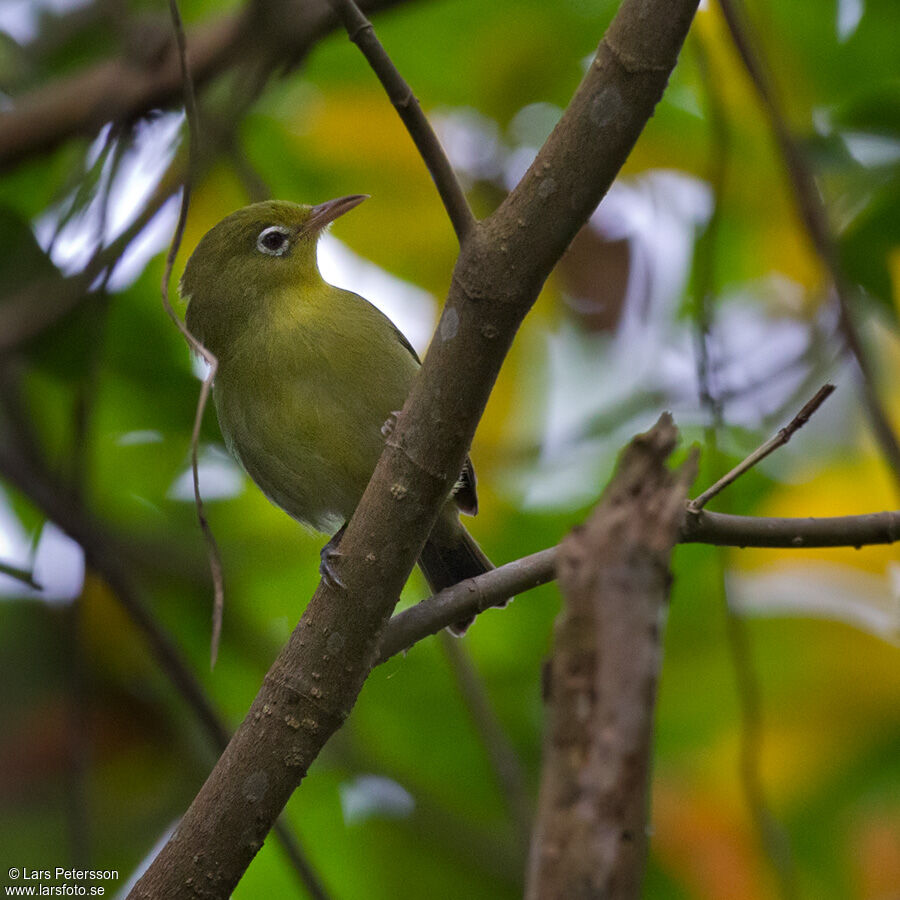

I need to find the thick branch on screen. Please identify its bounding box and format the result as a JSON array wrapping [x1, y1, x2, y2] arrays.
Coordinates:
[[525, 415, 695, 899], [130, 2, 700, 896]]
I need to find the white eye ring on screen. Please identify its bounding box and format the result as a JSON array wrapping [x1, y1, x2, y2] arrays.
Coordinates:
[[257, 225, 291, 256]]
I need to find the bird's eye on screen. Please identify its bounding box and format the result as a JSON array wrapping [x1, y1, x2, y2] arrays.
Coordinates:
[[257, 226, 290, 256]]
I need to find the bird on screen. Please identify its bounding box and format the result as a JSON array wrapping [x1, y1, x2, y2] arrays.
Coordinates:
[[180, 196, 492, 634]]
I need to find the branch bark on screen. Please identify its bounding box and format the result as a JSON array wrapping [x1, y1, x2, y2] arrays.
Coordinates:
[[129, 1, 700, 896], [525, 414, 695, 899], [680, 508, 900, 547], [377, 507, 900, 660]]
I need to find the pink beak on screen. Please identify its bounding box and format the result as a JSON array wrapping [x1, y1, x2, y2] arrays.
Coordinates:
[[304, 194, 369, 232]]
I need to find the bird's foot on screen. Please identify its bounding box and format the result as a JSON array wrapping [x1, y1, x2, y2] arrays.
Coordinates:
[[319, 548, 345, 590], [319, 525, 347, 590], [380, 410, 403, 438]]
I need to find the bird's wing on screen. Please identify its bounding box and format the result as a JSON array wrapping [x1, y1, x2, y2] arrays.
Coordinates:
[[453, 456, 479, 516], [367, 297, 479, 516], [385, 311, 421, 364]]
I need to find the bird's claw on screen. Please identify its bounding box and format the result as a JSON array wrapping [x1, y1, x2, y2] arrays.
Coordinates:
[[380, 410, 403, 438], [319, 546, 346, 590]]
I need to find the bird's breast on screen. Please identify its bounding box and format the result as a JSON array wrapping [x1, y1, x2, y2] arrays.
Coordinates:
[[212, 326, 415, 532]]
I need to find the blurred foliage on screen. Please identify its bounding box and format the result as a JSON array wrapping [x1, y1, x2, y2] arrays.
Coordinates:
[[0, 0, 898, 898]]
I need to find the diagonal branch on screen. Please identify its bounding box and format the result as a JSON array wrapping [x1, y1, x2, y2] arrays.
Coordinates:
[[0, 427, 330, 899], [129, 2, 701, 896], [327, 0, 475, 242], [717, 0, 900, 493], [0, 0, 424, 174], [689, 384, 835, 511]]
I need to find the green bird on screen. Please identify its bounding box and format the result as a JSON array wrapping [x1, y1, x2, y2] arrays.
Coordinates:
[[181, 196, 492, 634]]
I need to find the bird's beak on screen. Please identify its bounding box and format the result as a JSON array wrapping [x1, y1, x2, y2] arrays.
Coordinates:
[[303, 194, 369, 234]]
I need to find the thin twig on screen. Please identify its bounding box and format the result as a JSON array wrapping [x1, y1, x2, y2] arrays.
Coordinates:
[[438, 634, 532, 854], [688, 384, 835, 512], [692, 44, 799, 892], [164, 0, 225, 668], [327, 0, 475, 243], [722, 589, 799, 900], [718, 0, 900, 493], [690, 33, 729, 430], [0, 559, 42, 590]]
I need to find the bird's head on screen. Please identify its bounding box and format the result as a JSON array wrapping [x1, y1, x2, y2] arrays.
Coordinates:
[[181, 195, 367, 351]]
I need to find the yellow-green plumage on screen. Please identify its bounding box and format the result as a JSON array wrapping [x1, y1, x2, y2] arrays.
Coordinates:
[[181, 198, 490, 633]]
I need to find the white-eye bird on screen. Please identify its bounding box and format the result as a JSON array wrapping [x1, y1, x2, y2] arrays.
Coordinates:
[[181, 196, 492, 633]]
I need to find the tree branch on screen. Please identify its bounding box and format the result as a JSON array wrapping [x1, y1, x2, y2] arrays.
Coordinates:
[[0, 169, 179, 353], [377, 508, 900, 660], [0, 0, 423, 174], [163, 0, 225, 668], [0, 435, 330, 899], [525, 414, 696, 899], [0, 12, 244, 173], [439, 634, 532, 853], [717, 0, 900, 493], [377, 547, 557, 662], [680, 508, 900, 547], [327, 0, 475, 242], [688, 383, 835, 511], [129, 2, 701, 896]]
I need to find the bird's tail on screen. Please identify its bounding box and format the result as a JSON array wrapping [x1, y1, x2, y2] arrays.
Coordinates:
[[418, 516, 501, 636]]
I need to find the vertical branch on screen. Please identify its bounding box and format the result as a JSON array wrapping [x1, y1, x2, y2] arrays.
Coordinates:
[[439, 634, 532, 854], [687, 53, 800, 887], [717, 0, 900, 494], [525, 416, 696, 900], [163, 0, 225, 667], [722, 597, 799, 900], [690, 35, 729, 430], [326, 0, 475, 242]]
